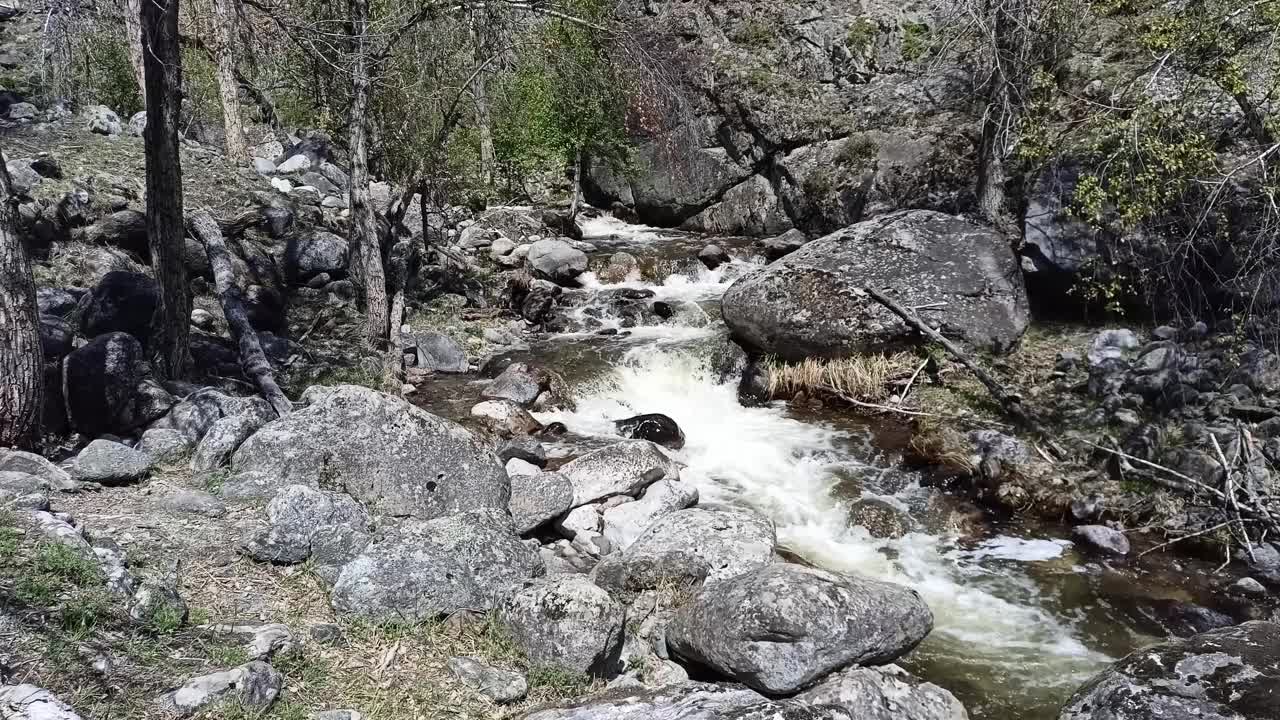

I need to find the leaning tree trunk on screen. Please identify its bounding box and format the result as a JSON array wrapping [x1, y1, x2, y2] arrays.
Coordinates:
[[123, 0, 146, 103], [142, 0, 191, 378], [348, 0, 388, 349], [211, 0, 248, 162], [0, 156, 42, 448], [188, 210, 291, 416]]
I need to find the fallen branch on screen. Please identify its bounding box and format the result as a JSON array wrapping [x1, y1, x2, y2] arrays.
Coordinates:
[[188, 209, 292, 418]]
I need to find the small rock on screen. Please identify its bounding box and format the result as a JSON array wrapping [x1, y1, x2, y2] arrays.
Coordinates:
[[506, 457, 541, 477], [500, 576, 625, 676], [1072, 525, 1130, 557], [159, 489, 226, 518], [275, 154, 312, 174], [614, 414, 685, 450], [1233, 577, 1268, 596], [252, 157, 276, 175], [499, 435, 546, 467], [70, 440, 154, 485], [698, 244, 730, 270], [446, 656, 527, 704], [158, 661, 282, 717], [509, 471, 574, 535], [128, 574, 188, 628], [84, 105, 122, 136]]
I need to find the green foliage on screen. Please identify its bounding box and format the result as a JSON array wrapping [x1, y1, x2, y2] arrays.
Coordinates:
[[836, 135, 878, 167], [900, 22, 932, 62], [526, 664, 594, 699], [61, 589, 114, 635], [34, 543, 104, 587], [73, 26, 141, 115], [181, 47, 225, 136], [730, 19, 778, 48], [846, 18, 881, 55], [150, 603, 186, 635]]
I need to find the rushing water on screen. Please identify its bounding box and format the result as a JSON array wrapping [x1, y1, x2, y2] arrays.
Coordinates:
[[436, 215, 1261, 718]]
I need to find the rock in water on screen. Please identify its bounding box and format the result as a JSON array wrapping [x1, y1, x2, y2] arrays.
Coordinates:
[[0, 685, 84, 720], [621, 506, 776, 584], [482, 362, 544, 407], [558, 440, 680, 507], [527, 239, 589, 286], [667, 564, 934, 694], [404, 331, 469, 373], [698, 244, 731, 269], [722, 210, 1028, 360], [500, 576, 625, 676], [614, 414, 686, 450], [1072, 525, 1131, 557], [1060, 621, 1280, 720], [227, 385, 508, 517], [757, 228, 809, 261], [796, 665, 969, 720]]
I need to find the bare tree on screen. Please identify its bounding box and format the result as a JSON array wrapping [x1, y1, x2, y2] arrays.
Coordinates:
[[212, 0, 249, 161], [0, 154, 42, 448], [347, 0, 388, 347], [142, 0, 192, 378], [124, 0, 147, 97]]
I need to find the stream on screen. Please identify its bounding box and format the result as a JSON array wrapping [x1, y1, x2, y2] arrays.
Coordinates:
[[421, 214, 1257, 719]]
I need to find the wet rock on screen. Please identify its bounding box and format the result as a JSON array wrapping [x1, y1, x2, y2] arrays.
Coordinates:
[[796, 665, 969, 720], [190, 414, 265, 473], [757, 228, 809, 261], [470, 400, 543, 437], [614, 414, 686, 450], [597, 251, 640, 283], [80, 271, 158, 343], [1072, 525, 1130, 557], [332, 508, 540, 620], [404, 331, 469, 373], [510, 471, 574, 535], [601, 480, 699, 550], [622, 506, 776, 584], [70, 440, 153, 485], [284, 231, 348, 282], [239, 485, 371, 578], [527, 239, 589, 286], [1245, 543, 1280, 586], [501, 575, 625, 676], [157, 661, 282, 717], [499, 436, 547, 467], [698, 244, 731, 269], [0, 685, 84, 720], [724, 211, 1027, 360], [848, 497, 915, 539], [1060, 621, 1280, 720], [446, 656, 528, 704], [482, 362, 544, 407], [559, 440, 679, 507], [227, 385, 508, 518]]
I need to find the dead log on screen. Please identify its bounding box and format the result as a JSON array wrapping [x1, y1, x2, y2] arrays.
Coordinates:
[[863, 286, 1042, 432], [188, 209, 292, 417]]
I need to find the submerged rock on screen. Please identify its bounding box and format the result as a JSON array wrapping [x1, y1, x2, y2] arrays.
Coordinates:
[[614, 414, 686, 450]]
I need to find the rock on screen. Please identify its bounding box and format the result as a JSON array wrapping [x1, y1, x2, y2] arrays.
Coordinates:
[[1245, 543, 1280, 586], [470, 400, 543, 436], [1087, 329, 1141, 367], [228, 385, 508, 517], [1060, 621, 1280, 720], [1234, 577, 1268, 596], [668, 564, 933, 694], [190, 414, 265, 472], [37, 288, 81, 318], [757, 228, 809, 261], [601, 480, 699, 551], [158, 661, 282, 717], [723, 211, 1029, 360], [29, 155, 61, 179], [1021, 163, 1100, 278], [796, 665, 969, 720], [331, 508, 539, 620], [0, 472, 49, 510], [591, 550, 710, 604], [39, 314, 74, 359], [252, 157, 276, 175], [698, 244, 731, 270], [82, 210, 149, 257], [84, 105, 122, 135], [0, 450, 75, 490], [285, 231, 348, 282], [597, 252, 640, 283], [847, 498, 915, 539], [509, 472, 575, 534], [501, 575, 625, 676], [0, 685, 84, 720], [243, 624, 295, 661], [557, 504, 604, 537], [623, 506, 776, 584], [521, 682, 840, 719], [404, 331, 469, 373], [125, 111, 146, 136], [527, 239, 589, 286], [80, 271, 159, 343], [7, 101, 37, 120], [446, 656, 528, 704], [238, 484, 369, 576], [151, 390, 226, 443], [159, 489, 226, 517], [558, 440, 679, 507], [5, 160, 40, 196], [506, 458, 541, 477], [482, 362, 544, 407], [128, 574, 188, 627], [70, 440, 153, 485], [1072, 525, 1131, 557], [490, 237, 517, 257], [275, 154, 311, 174], [614, 414, 686, 450], [499, 435, 547, 467]]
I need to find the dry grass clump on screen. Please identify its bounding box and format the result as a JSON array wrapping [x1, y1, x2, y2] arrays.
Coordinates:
[[768, 353, 916, 402]]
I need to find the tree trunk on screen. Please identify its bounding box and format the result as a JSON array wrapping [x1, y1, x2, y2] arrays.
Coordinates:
[[469, 18, 495, 189], [141, 0, 191, 378], [568, 147, 583, 221], [211, 0, 248, 162], [348, 0, 388, 348], [382, 240, 410, 392], [975, 0, 1020, 239], [124, 0, 147, 102], [0, 156, 42, 448], [188, 210, 291, 417]]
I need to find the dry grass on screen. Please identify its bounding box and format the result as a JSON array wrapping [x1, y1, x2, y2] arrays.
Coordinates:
[[767, 353, 916, 402]]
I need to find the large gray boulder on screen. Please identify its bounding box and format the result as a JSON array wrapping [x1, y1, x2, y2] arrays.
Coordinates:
[[667, 564, 934, 694], [1021, 163, 1101, 277], [331, 509, 540, 620], [239, 485, 371, 579], [1059, 621, 1280, 720], [190, 414, 267, 473], [284, 231, 348, 282], [522, 683, 852, 720], [796, 665, 969, 720], [404, 331, 469, 373], [601, 479, 698, 550], [509, 471, 574, 534], [500, 575, 625, 676], [621, 506, 775, 584], [527, 239, 588, 286], [227, 385, 508, 517], [63, 333, 176, 436], [70, 440, 153, 485], [722, 210, 1029, 360], [84, 105, 122, 135], [558, 440, 680, 507], [80, 271, 159, 344]]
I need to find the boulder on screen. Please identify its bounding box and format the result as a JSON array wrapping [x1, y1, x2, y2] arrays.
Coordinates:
[[614, 414, 686, 450], [80, 271, 159, 343], [84, 105, 122, 135], [64, 333, 175, 436], [521, 682, 846, 719], [848, 498, 915, 539], [668, 564, 934, 694], [509, 471, 574, 534], [622, 506, 776, 584], [723, 210, 1029, 360], [1072, 525, 1131, 557], [558, 440, 679, 507], [5, 160, 40, 196], [601, 480, 699, 551], [1021, 163, 1101, 277], [1060, 621, 1280, 720], [82, 210, 149, 258], [239, 485, 370, 578], [284, 231, 348, 282], [190, 414, 265, 472], [527, 239, 589, 286], [37, 288, 81, 317], [404, 331, 469, 373], [157, 662, 282, 717], [470, 400, 543, 437], [227, 385, 508, 517], [482, 363, 544, 407], [499, 435, 547, 467], [0, 685, 84, 720], [795, 665, 969, 720], [446, 656, 527, 704], [150, 390, 226, 443], [698, 244, 731, 270], [275, 154, 311, 174], [70, 440, 153, 485], [0, 450, 75, 490], [501, 575, 625, 676], [757, 228, 810, 261], [39, 314, 74, 359], [128, 111, 146, 136]]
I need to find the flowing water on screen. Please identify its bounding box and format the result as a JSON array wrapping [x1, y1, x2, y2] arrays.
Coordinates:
[[428, 214, 1262, 719]]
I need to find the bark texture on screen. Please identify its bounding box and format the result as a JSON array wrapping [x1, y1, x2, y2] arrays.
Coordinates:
[[212, 0, 248, 161], [0, 156, 42, 448], [142, 0, 192, 378], [124, 0, 147, 100], [348, 0, 388, 348]]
